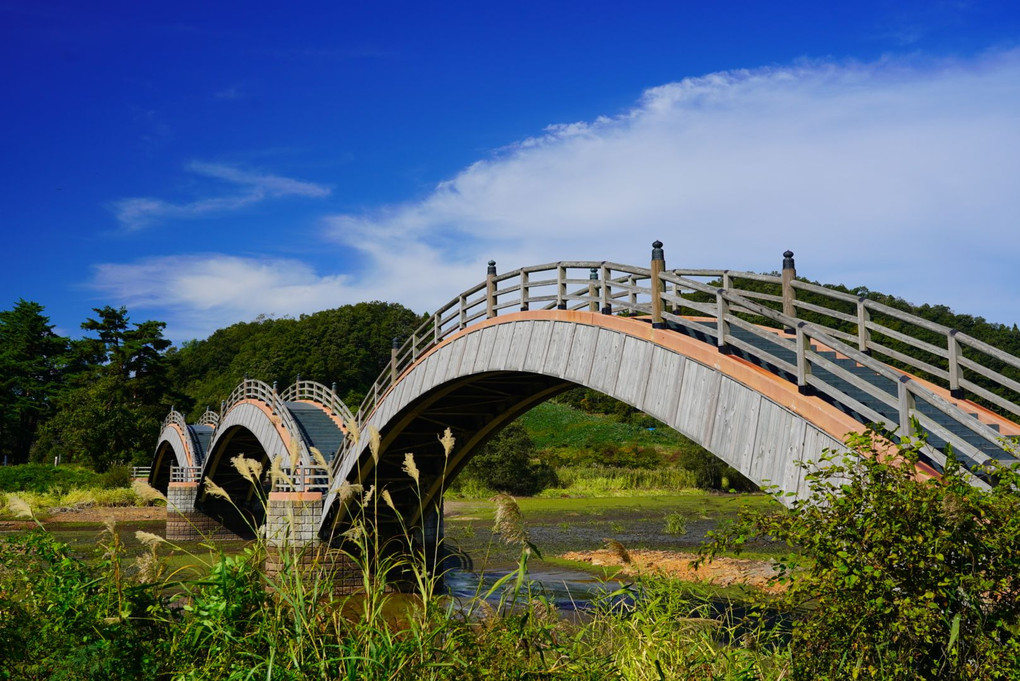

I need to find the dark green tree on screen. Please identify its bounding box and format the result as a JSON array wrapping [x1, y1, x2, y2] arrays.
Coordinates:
[[36, 306, 174, 471], [459, 422, 558, 496], [0, 300, 69, 464], [171, 301, 424, 417]]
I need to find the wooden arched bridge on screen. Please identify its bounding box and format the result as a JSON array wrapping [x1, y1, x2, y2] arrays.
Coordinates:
[[149, 244, 1020, 556]]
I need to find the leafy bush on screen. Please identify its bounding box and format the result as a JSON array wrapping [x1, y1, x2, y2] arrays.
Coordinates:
[[0, 463, 102, 492], [702, 427, 1020, 680], [663, 511, 689, 536], [456, 422, 558, 496], [672, 446, 756, 492], [539, 465, 698, 497]]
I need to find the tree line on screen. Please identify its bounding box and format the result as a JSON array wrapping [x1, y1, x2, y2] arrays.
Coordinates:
[[0, 300, 423, 471]]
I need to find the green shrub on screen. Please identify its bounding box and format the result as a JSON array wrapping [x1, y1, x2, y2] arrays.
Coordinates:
[[0, 463, 102, 493], [672, 447, 756, 491], [663, 511, 689, 536], [701, 427, 1020, 680], [544, 442, 666, 469], [458, 422, 558, 496], [541, 465, 698, 497]]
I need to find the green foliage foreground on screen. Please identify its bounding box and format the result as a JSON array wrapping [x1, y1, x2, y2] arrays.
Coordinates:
[[701, 428, 1020, 680], [1, 428, 1019, 680]]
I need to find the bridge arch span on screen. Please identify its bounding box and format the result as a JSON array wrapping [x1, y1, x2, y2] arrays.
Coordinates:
[[322, 309, 864, 531], [150, 410, 214, 493]]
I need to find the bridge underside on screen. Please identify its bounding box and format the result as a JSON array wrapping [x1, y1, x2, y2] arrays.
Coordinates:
[[323, 311, 866, 539], [322, 372, 573, 537], [199, 425, 270, 538]]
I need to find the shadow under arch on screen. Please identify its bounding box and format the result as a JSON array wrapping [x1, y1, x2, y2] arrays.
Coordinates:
[[199, 399, 307, 538]]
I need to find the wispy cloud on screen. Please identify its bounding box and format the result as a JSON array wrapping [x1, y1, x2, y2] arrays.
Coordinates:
[[322, 49, 1020, 326], [90, 255, 357, 342], [94, 50, 1020, 341], [110, 162, 330, 231]]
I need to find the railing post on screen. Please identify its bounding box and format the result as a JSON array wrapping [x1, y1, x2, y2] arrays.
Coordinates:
[[628, 275, 638, 309], [459, 294, 467, 329], [782, 250, 796, 333], [588, 268, 599, 312], [557, 264, 567, 310], [434, 310, 441, 343], [600, 263, 612, 315], [651, 240, 665, 328], [857, 297, 871, 354], [722, 270, 731, 291], [486, 260, 497, 318], [796, 322, 812, 394], [948, 330, 963, 398], [897, 376, 915, 438], [390, 337, 399, 385], [716, 288, 730, 353], [520, 270, 530, 311], [411, 332, 419, 360]]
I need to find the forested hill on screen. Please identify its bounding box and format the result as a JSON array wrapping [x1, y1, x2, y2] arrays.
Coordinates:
[[169, 302, 425, 419]]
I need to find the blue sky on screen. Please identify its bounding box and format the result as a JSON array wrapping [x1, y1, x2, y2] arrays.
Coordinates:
[[3, 1, 1020, 343]]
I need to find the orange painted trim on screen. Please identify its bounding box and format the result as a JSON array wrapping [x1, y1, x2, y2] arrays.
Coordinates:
[[233, 398, 294, 448], [168, 422, 194, 467], [394, 310, 867, 447], [168, 482, 199, 489], [268, 491, 324, 501]]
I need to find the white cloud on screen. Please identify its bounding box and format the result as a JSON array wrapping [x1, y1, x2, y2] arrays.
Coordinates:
[[324, 50, 1020, 326], [110, 162, 330, 230], [94, 50, 1020, 341], [90, 255, 355, 341]]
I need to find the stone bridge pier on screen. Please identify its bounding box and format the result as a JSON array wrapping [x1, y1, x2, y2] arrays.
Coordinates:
[[165, 472, 223, 541], [263, 490, 363, 592]]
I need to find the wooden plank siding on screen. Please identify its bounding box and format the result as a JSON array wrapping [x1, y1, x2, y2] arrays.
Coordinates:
[[324, 310, 865, 522]]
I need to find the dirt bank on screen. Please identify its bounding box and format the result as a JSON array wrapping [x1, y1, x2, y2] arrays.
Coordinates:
[[561, 548, 782, 592], [0, 505, 166, 531]]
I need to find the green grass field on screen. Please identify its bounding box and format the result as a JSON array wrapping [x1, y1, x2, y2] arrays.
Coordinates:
[[519, 400, 697, 453]]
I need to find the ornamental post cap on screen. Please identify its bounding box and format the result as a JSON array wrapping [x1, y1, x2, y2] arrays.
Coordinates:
[[783, 250, 795, 270], [487, 260, 497, 275], [651, 240, 665, 261], [783, 250, 794, 258], [392, 337, 400, 349], [589, 267, 598, 279]]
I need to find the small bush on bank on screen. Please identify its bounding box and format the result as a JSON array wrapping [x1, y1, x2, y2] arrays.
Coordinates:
[[538, 465, 698, 497], [0, 463, 103, 493], [0, 484, 163, 517], [456, 422, 558, 496], [701, 427, 1020, 680]]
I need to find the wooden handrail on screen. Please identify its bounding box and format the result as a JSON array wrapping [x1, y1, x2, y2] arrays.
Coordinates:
[[344, 258, 1019, 478], [279, 379, 355, 427]]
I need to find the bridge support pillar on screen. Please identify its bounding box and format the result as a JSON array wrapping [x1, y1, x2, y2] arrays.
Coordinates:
[[264, 491, 362, 593], [165, 482, 223, 541]]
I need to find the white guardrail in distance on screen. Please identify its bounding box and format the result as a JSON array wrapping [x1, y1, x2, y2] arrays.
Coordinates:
[[170, 466, 201, 483], [272, 464, 331, 493], [198, 409, 220, 428], [348, 257, 1020, 476]]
